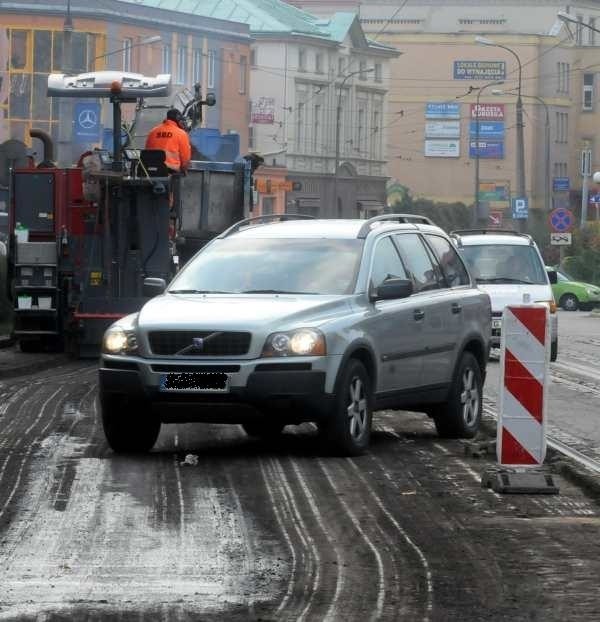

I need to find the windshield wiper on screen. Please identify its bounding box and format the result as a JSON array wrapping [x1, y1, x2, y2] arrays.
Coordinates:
[[168, 289, 232, 294], [241, 289, 319, 295], [476, 277, 532, 284]]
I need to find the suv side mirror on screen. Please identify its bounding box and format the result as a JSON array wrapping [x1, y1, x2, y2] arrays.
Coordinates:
[[547, 269, 558, 285], [143, 277, 166, 297], [371, 278, 413, 302]]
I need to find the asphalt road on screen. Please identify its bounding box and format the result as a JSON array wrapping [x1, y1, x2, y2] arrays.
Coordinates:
[[0, 313, 600, 620]]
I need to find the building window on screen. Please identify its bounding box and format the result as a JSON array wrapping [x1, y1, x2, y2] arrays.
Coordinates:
[[372, 109, 381, 158], [177, 46, 187, 84], [555, 111, 568, 143], [589, 19, 597, 45], [359, 59, 367, 80], [249, 126, 255, 150], [557, 62, 571, 94], [10, 30, 29, 70], [374, 62, 382, 83], [192, 49, 202, 83], [262, 196, 275, 215], [208, 49, 216, 88], [162, 44, 171, 73], [338, 56, 345, 76], [296, 102, 305, 151], [357, 107, 365, 155], [298, 48, 306, 72], [315, 53, 324, 74], [123, 38, 133, 72], [250, 48, 256, 67], [576, 15, 584, 45], [583, 73, 594, 111], [239, 55, 247, 93], [313, 104, 321, 153], [554, 162, 568, 178]]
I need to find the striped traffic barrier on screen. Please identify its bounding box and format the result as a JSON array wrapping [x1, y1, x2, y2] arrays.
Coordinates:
[[483, 304, 559, 494]]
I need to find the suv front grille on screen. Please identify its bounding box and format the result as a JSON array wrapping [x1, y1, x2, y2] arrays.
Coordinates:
[[148, 331, 251, 356]]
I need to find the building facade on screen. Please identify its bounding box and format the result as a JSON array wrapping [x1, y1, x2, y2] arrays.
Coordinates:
[[287, 0, 600, 229], [0, 0, 251, 162]]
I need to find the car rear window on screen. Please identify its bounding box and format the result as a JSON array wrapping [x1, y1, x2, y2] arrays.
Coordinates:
[[458, 243, 547, 285], [170, 238, 364, 295]]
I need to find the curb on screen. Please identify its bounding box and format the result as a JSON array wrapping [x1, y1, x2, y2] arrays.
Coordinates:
[[551, 459, 600, 502]]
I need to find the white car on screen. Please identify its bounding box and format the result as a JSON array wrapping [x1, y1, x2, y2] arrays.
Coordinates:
[[451, 229, 558, 361]]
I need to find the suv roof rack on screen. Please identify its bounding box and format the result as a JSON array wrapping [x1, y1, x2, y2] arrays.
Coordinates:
[[218, 213, 316, 238], [357, 213, 435, 239], [450, 229, 533, 246]]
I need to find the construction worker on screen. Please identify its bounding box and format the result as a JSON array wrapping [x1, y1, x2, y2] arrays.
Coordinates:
[[145, 108, 192, 173]]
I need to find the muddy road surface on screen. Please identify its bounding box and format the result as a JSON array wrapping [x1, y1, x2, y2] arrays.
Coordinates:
[[0, 358, 599, 621]]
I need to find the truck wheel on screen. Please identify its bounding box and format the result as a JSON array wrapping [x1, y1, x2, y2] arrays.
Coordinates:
[[433, 351, 482, 439], [321, 359, 372, 456], [101, 393, 160, 453], [242, 422, 285, 438]]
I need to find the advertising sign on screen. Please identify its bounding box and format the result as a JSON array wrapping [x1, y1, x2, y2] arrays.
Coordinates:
[[74, 102, 101, 142], [469, 141, 504, 159], [552, 177, 570, 192], [478, 181, 510, 205], [425, 102, 461, 119], [251, 97, 275, 124], [425, 121, 461, 138], [454, 60, 506, 80], [425, 140, 460, 158], [469, 121, 505, 139], [470, 103, 505, 120]]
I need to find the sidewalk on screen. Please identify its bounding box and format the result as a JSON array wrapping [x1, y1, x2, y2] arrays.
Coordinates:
[[0, 336, 67, 380]]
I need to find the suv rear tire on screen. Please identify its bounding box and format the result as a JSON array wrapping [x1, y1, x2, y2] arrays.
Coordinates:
[[321, 359, 373, 456], [101, 393, 161, 453], [242, 421, 285, 438], [433, 351, 482, 439]]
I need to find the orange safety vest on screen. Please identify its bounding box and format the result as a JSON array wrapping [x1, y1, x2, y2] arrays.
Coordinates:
[[145, 119, 192, 172]]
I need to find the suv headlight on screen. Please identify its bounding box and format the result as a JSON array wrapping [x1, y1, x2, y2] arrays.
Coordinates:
[[102, 327, 138, 355], [586, 287, 600, 296], [262, 328, 326, 357]]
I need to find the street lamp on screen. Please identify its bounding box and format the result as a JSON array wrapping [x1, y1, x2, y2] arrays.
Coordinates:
[[473, 79, 504, 226], [476, 36, 526, 231], [333, 67, 375, 215], [90, 35, 161, 71], [493, 90, 551, 216]]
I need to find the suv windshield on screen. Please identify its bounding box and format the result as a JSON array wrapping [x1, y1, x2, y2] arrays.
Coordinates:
[[170, 238, 364, 295], [458, 243, 547, 285]]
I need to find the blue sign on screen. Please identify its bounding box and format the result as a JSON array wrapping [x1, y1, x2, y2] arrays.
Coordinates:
[[550, 207, 574, 232], [512, 197, 529, 220], [590, 194, 600, 204], [74, 102, 101, 142], [425, 102, 461, 119], [469, 121, 505, 139], [552, 177, 570, 192], [454, 60, 506, 80], [469, 140, 504, 159]]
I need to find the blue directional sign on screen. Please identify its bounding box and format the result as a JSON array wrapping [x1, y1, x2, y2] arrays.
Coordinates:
[[549, 207, 574, 232], [425, 102, 461, 119], [511, 197, 529, 220], [552, 177, 570, 192], [74, 102, 101, 142], [469, 121, 505, 139]]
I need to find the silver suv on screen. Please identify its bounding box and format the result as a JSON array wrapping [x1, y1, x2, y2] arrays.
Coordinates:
[[99, 214, 492, 456]]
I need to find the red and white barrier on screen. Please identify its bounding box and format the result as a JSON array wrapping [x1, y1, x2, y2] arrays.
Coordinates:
[[497, 305, 550, 467]]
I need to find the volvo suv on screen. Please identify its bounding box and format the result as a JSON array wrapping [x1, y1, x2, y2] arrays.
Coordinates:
[[100, 214, 492, 456]]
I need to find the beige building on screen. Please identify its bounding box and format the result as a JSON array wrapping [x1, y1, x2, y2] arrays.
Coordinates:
[[288, 0, 600, 229]]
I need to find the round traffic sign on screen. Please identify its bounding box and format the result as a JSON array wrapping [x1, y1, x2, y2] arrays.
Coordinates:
[[549, 207, 574, 233]]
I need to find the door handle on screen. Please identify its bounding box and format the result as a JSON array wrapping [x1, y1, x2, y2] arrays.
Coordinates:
[[413, 309, 425, 321], [451, 303, 462, 314]]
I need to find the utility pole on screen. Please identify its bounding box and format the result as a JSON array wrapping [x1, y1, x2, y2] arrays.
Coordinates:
[[581, 145, 592, 228], [57, 0, 73, 166]]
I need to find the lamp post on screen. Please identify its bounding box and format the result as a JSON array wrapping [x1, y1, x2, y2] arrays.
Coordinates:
[[333, 67, 374, 215], [473, 79, 504, 226], [476, 36, 526, 232], [493, 90, 550, 216], [90, 35, 161, 71]]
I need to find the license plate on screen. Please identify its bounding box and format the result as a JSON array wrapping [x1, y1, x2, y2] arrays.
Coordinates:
[[159, 372, 229, 392], [492, 319, 502, 329]]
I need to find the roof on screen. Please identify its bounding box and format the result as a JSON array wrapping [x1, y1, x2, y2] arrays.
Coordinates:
[[117, 0, 397, 52]]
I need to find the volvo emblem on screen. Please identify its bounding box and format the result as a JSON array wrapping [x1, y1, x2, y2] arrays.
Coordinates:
[[192, 337, 204, 350]]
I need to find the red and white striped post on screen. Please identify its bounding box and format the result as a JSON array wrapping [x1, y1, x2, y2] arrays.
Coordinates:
[[487, 304, 559, 493]]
